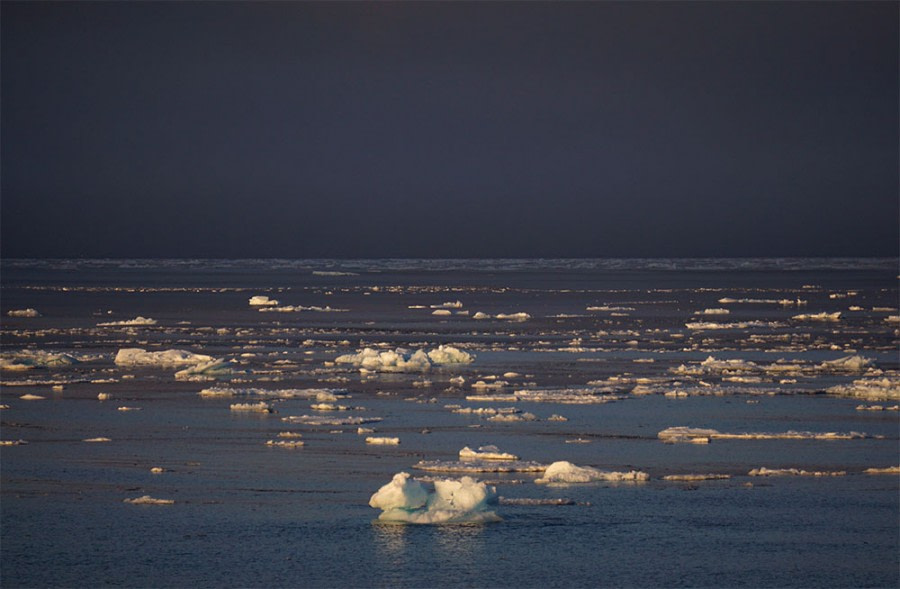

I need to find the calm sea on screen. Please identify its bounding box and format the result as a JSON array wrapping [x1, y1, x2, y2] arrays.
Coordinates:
[[1, 258, 897, 588]]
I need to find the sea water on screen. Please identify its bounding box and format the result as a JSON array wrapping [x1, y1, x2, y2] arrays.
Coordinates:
[[1, 258, 897, 588]]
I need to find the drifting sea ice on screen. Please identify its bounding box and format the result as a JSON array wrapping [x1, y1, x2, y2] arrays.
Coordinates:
[[658, 426, 870, 443], [333, 345, 473, 372], [229, 402, 273, 413], [248, 295, 279, 306], [365, 437, 400, 445], [748, 467, 847, 477], [459, 445, 519, 461], [115, 348, 215, 367], [535, 461, 649, 484], [124, 495, 175, 505], [792, 312, 841, 322], [97, 316, 157, 326], [174, 359, 233, 381], [281, 415, 381, 426], [829, 377, 900, 401], [369, 472, 500, 524], [0, 350, 80, 371], [6, 308, 40, 317]]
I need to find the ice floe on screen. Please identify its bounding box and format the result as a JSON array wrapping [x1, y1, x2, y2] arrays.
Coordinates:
[[366, 437, 400, 445], [259, 305, 348, 313], [831, 377, 900, 401], [662, 474, 732, 481], [535, 461, 649, 484], [415, 459, 546, 473], [124, 495, 175, 505], [115, 348, 215, 367], [459, 445, 519, 461], [281, 415, 381, 426], [792, 312, 841, 322], [229, 402, 273, 413], [864, 466, 900, 475], [334, 345, 473, 372], [266, 439, 304, 448], [97, 316, 157, 326], [174, 359, 233, 381], [248, 295, 279, 306], [7, 308, 40, 317], [369, 472, 500, 524], [1, 350, 79, 371], [659, 426, 870, 443], [748, 467, 846, 477]]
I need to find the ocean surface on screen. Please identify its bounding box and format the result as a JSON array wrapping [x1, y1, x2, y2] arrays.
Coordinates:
[[1, 258, 898, 588]]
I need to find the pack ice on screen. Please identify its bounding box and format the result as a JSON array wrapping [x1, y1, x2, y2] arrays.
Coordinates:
[[334, 345, 473, 372]]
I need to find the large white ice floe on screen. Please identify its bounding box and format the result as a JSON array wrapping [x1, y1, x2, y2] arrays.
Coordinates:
[[658, 426, 871, 443], [535, 461, 649, 484], [115, 348, 215, 367], [97, 316, 157, 326], [333, 345, 473, 372], [0, 350, 80, 371], [369, 472, 500, 524]]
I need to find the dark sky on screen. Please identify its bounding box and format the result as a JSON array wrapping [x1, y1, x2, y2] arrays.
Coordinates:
[[2, 1, 897, 259]]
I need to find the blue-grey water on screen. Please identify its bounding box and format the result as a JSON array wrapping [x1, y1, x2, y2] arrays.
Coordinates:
[[1, 259, 898, 588]]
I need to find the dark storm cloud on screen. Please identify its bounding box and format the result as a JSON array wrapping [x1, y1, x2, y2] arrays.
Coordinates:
[[2, 1, 897, 258]]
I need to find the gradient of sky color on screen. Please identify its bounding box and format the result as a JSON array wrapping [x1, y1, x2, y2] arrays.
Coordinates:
[[2, 1, 897, 258]]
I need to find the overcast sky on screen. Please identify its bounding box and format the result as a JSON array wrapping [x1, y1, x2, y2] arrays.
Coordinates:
[[2, 1, 897, 259]]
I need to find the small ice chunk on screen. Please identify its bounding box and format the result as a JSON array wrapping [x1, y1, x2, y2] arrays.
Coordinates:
[[83, 437, 112, 443], [792, 311, 841, 322], [864, 466, 900, 475], [495, 312, 530, 322], [249, 295, 279, 306], [19, 394, 45, 400], [459, 445, 519, 461], [229, 402, 273, 413], [124, 495, 174, 505], [7, 308, 40, 317], [366, 437, 400, 445], [266, 439, 305, 448], [431, 309, 452, 316], [150, 467, 165, 473], [115, 348, 215, 367]]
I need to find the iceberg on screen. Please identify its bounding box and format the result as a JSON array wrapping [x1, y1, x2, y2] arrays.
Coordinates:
[[369, 472, 500, 524]]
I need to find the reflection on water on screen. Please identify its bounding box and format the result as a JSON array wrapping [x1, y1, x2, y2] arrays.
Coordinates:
[[435, 523, 486, 560], [372, 521, 408, 560]]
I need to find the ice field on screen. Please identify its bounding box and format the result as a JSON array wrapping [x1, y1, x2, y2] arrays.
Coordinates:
[[1, 258, 897, 587]]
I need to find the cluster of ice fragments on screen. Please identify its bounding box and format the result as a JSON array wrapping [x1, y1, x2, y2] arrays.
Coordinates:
[[334, 345, 473, 372], [7, 308, 40, 317]]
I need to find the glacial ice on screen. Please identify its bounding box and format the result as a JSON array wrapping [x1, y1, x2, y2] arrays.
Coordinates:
[[369, 472, 500, 524], [334, 345, 473, 372], [535, 461, 649, 484]]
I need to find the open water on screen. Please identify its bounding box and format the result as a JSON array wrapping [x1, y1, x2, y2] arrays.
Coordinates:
[[1, 258, 898, 588]]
